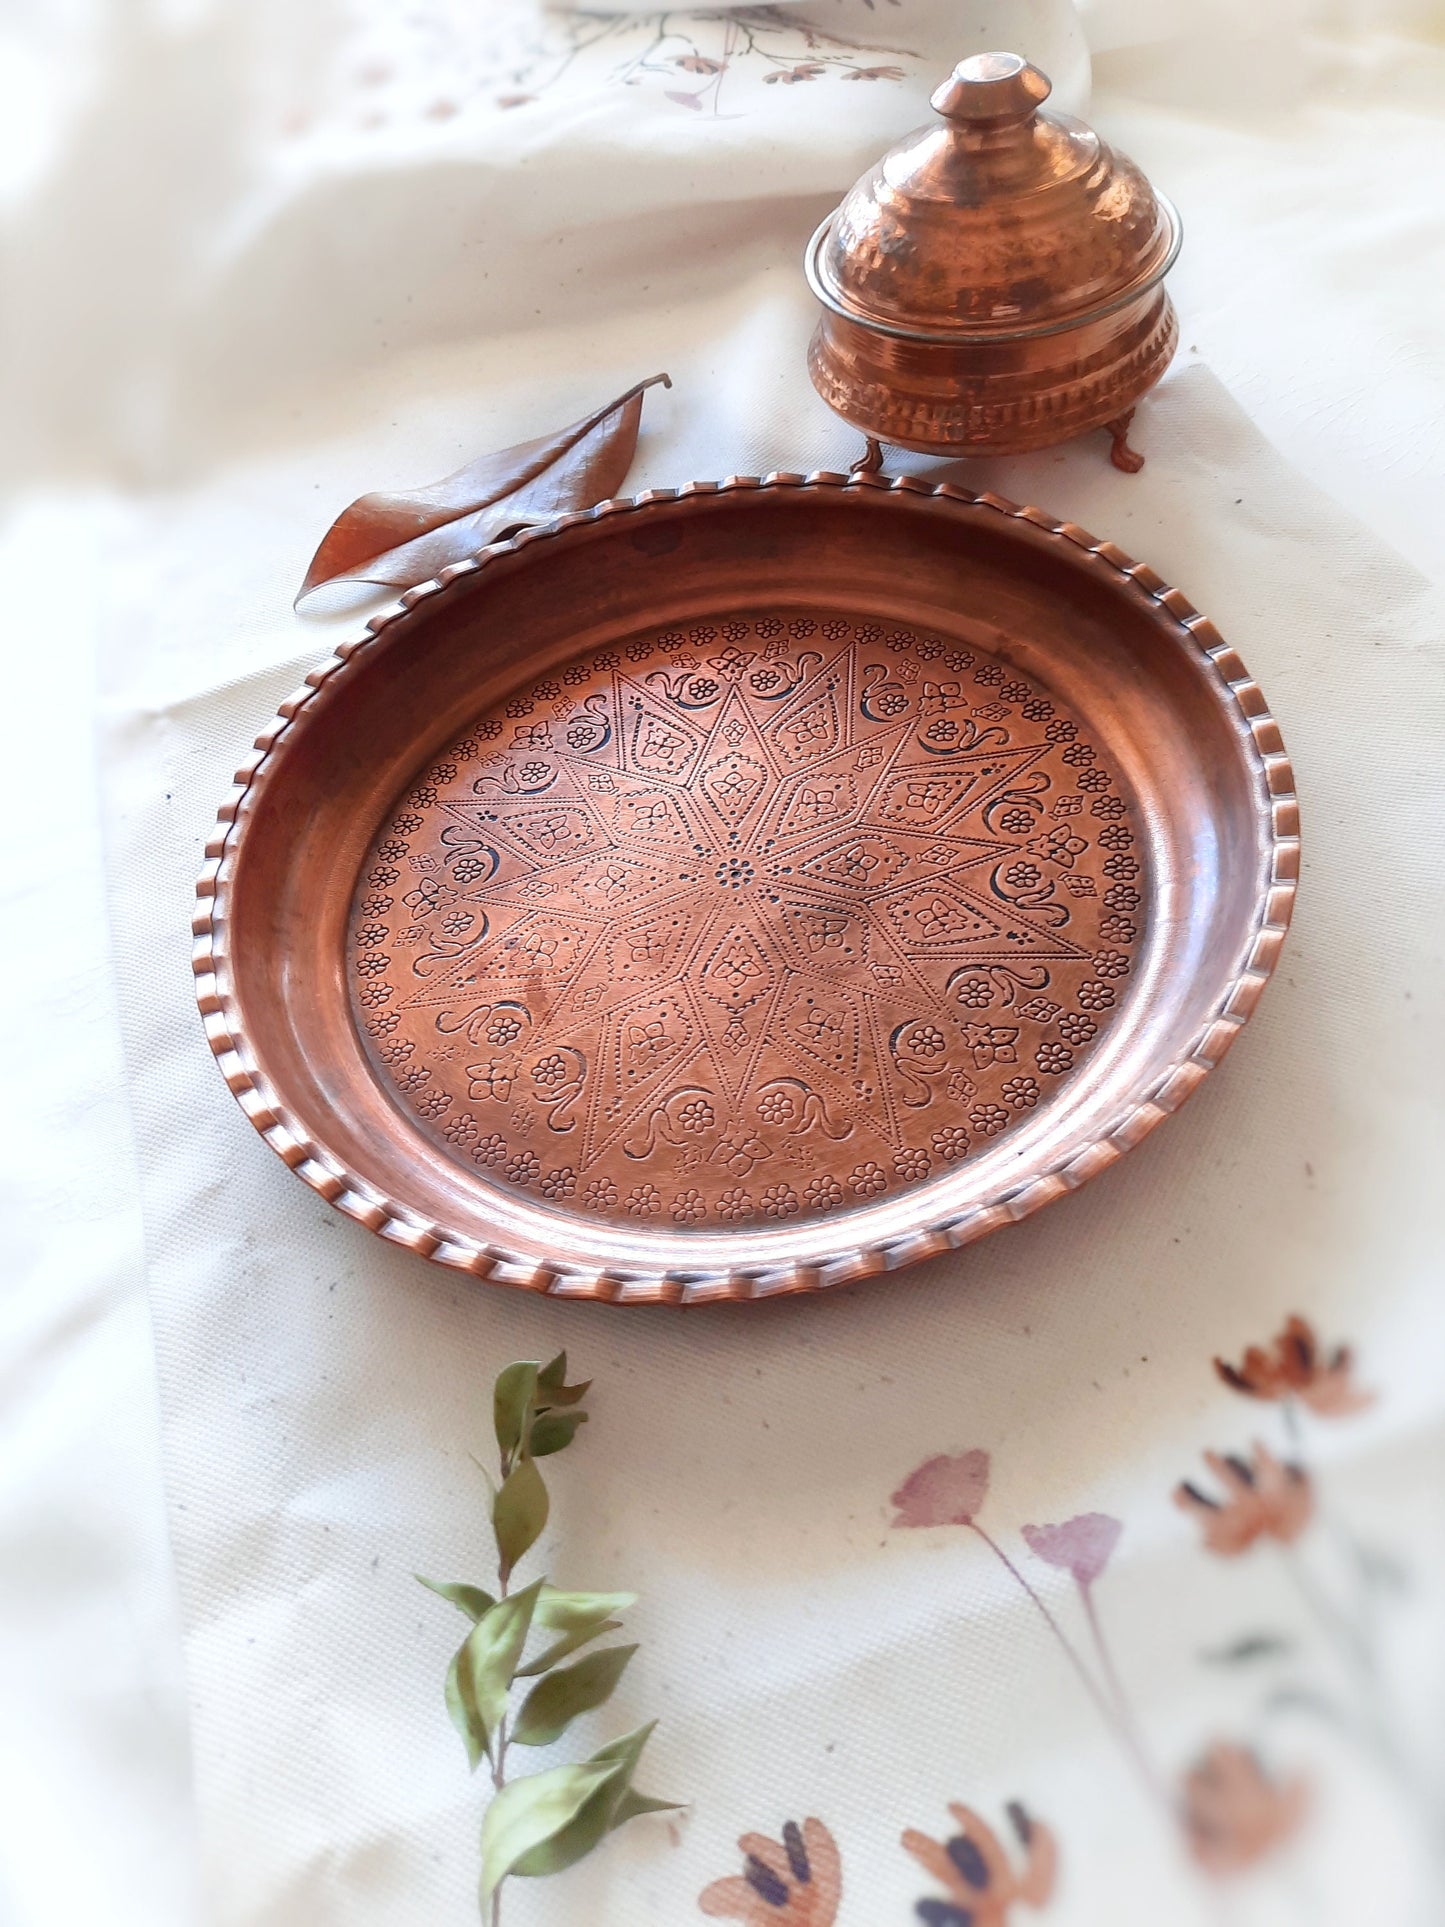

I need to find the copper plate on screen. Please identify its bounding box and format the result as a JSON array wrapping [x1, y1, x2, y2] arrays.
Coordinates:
[[196, 473, 1297, 1304]]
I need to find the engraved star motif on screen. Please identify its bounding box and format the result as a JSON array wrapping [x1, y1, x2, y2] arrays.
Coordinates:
[[359, 616, 1141, 1227]]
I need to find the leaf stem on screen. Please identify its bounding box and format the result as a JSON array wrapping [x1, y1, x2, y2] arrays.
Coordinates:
[[490, 1447, 514, 1927]]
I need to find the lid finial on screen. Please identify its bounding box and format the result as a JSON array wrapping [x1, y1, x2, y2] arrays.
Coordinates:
[[931, 50, 1052, 125]]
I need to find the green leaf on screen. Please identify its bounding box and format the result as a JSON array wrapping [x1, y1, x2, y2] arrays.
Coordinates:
[[517, 1588, 637, 1677], [587, 1721, 655, 1775], [493, 1456, 549, 1578], [537, 1352, 592, 1409], [536, 1351, 567, 1393], [610, 1787, 683, 1830], [416, 1576, 497, 1621], [445, 1637, 487, 1772], [479, 1723, 658, 1900], [512, 1645, 637, 1748], [479, 1759, 621, 1903], [456, 1578, 545, 1764], [529, 1411, 589, 1458], [494, 1362, 540, 1462], [518, 1620, 623, 1678], [535, 1587, 638, 1630]]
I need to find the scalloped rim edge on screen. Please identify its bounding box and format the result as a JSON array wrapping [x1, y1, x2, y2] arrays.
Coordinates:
[[193, 470, 1299, 1305]]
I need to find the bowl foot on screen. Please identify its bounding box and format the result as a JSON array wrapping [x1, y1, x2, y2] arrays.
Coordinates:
[[1105, 409, 1146, 474]]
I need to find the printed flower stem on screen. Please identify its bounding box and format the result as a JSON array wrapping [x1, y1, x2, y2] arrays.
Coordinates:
[[1280, 1543, 1445, 1881], [1276, 1400, 1428, 1808], [1277, 1401, 1386, 1683], [1279, 1542, 1373, 1681], [712, 17, 737, 117], [970, 1525, 1172, 1816], [1277, 1544, 1407, 1783], [1078, 1581, 1171, 1805], [1282, 1396, 1396, 1679], [534, 12, 626, 98]]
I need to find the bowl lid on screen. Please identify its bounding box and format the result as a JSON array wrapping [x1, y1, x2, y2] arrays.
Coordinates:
[[808, 51, 1180, 342]]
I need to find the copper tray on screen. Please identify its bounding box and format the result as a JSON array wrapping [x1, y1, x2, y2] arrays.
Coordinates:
[[196, 472, 1297, 1304]]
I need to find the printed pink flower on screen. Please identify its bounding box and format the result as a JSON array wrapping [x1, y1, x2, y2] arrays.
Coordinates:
[[891, 1450, 990, 1529], [1021, 1513, 1122, 1588]]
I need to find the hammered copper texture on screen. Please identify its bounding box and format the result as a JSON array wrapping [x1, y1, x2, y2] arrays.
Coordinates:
[[351, 620, 1142, 1228], [196, 475, 1298, 1304], [805, 52, 1182, 458]]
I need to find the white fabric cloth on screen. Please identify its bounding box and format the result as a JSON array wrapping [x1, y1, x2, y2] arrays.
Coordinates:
[[2, 3, 1443, 1925]]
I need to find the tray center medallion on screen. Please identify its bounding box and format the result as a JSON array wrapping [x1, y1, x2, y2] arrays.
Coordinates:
[[350, 614, 1143, 1227]]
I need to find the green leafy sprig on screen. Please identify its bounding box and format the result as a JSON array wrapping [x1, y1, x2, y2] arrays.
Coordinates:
[[419, 1354, 677, 1921]]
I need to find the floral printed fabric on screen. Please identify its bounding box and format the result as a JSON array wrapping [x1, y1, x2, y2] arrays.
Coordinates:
[[698, 1316, 1435, 1920], [284, 2, 932, 146], [67, 0, 1445, 1920]]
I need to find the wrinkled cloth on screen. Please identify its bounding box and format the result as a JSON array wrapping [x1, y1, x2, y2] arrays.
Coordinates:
[[1, 2, 1443, 1925]]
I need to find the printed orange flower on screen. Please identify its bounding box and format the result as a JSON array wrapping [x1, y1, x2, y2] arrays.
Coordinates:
[[1215, 1314, 1373, 1417], [1174, 1445, 1314, 1555], [699, 1818, 840, 1924], [764, 63, 825, 84], [891, 1450, 990, 1528], [903, 1800, 1057, 1924], [1181, 1742, 1309, 1876]]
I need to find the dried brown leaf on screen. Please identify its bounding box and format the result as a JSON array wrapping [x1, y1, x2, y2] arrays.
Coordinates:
[[295, 372, 670, 608]]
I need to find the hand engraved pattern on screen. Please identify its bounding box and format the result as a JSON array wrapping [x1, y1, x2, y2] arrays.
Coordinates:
[[350, 615, 1143, 1224]]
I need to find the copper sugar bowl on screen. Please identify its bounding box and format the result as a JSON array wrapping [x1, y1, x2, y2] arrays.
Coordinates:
[[805, 51, 1182, 467]]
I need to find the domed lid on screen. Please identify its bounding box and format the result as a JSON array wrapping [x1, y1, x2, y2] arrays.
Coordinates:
[[806, 51, 1180, 340]]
